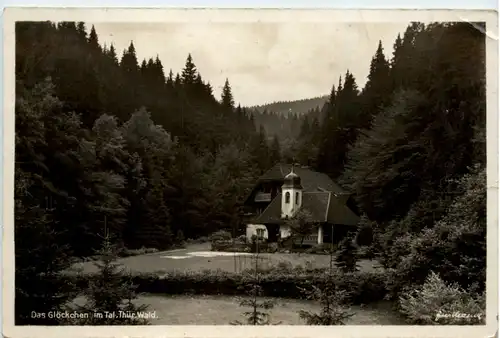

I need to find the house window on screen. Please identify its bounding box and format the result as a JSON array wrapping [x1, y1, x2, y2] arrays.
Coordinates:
[[256, 228, 265, 238], [296, 192, 300, 205], [285, 192, 290, 204]]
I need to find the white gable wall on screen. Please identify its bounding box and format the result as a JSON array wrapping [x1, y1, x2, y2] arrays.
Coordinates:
[[246, 224, 268, 242]]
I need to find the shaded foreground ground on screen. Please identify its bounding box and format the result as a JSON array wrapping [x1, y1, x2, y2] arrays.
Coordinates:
[[72, 294, 406, 325], [73, 243, 382, 274]]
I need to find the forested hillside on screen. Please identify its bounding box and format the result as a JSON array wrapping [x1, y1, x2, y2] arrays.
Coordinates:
[[15, 22, 288, 252], [250, 95, 328, 115], [14, 20, 487, 325], [285, 21, 487, 305]]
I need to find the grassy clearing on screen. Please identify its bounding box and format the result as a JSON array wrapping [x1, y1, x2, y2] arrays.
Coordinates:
[[72, 243, 382, 275]]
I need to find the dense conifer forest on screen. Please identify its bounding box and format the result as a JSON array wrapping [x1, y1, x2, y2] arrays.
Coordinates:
[[15, 21, 486, 325]]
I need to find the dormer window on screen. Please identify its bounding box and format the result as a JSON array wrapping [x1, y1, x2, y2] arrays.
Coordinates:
[[285, 192, 290, 204], [296, 192, 300, 205]]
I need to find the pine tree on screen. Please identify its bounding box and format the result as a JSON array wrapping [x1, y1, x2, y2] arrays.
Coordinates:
[[181, 53, 197, 86], [88, 25, 99, 50], [15, 174, 75, 324], [231, 238, 280, 325], [120, 41, 139, 77], [360, 40, 391, 129], [298, 276, 353, 325], [166, 69, 174, 88], [76, 22, 87, 40], [107, 44, 118, 64], [335, 232, 359, 273], [153, 55, 165, 86], [221, 78, 235, 111], [316, 71, 360, 177], [70, 226, 150, 325], [297, 225, 353, 325]]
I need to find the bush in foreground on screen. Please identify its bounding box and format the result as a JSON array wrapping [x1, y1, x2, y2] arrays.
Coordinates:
[[399, 271, 485, 325]]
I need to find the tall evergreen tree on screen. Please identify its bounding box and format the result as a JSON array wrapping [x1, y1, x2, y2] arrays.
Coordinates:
[[88, 25, 99, 50], [181, 53, 197, 86], [221, 78, 235, 111]]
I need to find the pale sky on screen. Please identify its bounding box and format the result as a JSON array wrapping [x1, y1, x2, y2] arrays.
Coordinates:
[[90, 22, 409, 106]]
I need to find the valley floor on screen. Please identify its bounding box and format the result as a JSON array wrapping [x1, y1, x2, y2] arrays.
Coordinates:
[[72, 294, 406, 325]]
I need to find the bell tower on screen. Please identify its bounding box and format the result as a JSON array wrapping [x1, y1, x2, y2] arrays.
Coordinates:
[[281, 166, 303, 219]]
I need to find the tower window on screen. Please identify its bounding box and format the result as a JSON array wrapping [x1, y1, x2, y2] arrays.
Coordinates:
[[285, 192, 290, 204], [296, 192, 300, 205]]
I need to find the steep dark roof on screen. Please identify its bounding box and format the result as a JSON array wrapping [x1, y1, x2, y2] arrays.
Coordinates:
[[258, 164, 345, 193], [255, 192, 359, 226]]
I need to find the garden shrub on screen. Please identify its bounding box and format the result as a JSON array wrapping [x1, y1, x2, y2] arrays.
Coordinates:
[[210, 230, 232, 243], [268, 242, 278, 253], [211, 240, 236, 251], [398, 272, 485, 325], [356, 245, 377, 260], [76, 267, 388, 304], [304, 243, 334, 255], [186, 236, 210, 244], [236, 235, 247, 243]]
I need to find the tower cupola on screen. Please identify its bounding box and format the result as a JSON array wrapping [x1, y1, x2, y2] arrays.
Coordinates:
[[283, 169, 303, 189]]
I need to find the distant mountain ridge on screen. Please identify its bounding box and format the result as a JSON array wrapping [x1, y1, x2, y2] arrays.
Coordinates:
[[249, 95, 329, 115]]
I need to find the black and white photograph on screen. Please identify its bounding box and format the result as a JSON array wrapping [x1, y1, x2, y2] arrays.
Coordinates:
[[2, 7, 498, 338]]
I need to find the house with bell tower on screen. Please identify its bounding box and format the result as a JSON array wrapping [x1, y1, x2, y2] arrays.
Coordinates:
[[242, 163, 360, 246], [280, 167, 303, 219]]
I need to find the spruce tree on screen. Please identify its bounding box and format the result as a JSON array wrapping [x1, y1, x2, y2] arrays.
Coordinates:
[[360, 40, 391, 129], [181, 53, 197, 86], [335, 232, 359, 273], [297, 225, 353, 325], [88, 25, 99, 50], [298, 276, 353, 325], [221, 78, 235, 111], [232, 239, 279, 325], [120, 41, 139, 77], [71, 225, 149, 325], [109, 44, 118, 63]]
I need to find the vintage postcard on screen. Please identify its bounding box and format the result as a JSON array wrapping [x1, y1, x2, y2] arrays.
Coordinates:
[[2, 7, 498, 338]]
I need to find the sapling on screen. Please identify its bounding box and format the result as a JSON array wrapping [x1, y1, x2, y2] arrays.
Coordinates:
[[68, 223, 150, 325], [298, 225, 354, 325], [231, 238, 281, 325]]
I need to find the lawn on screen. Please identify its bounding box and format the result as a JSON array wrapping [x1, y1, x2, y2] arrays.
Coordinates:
[[71, 294, 406, 325], [70, 243, 398, 325], [73, 243, 382, 275]]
